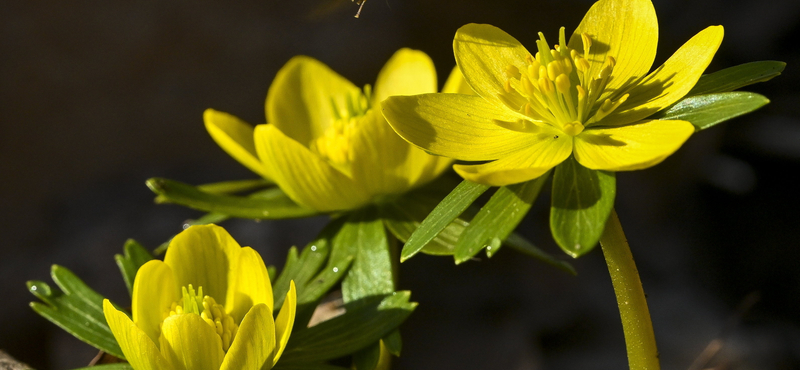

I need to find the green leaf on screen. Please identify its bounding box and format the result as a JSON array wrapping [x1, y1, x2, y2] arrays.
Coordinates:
[[339, 208, 395, 303], [272, 217, 353, 327], [196, 178, 273, 193], [154, 178, 272, 204], [689, 61, 785, 96], [353, 341, 381, 370], [550, 156, 616, 257], [147, 178, 318, 219], [398, 180, 490, 261], [278, 292, 416, 365], [380, 198, 469, 257], [28, 265, 125, 359], [114, 239, 154, 295], [503, 233, 577, 275], [382, 329, 402, 356], [652, 92, 770, 131], [454, 174, 549, 264], [72, 365, 134, 370]]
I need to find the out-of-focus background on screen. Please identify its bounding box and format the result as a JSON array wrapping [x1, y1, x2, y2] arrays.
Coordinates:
[[2, 0, 800, 368]]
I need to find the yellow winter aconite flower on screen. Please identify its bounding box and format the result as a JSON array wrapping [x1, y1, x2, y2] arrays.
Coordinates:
[[382, 0, 724, 186], [103, 224, 297, 370], [204, 48, 463, 212]]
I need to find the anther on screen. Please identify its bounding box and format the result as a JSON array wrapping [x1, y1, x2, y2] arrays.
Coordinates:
[[581, 33, 592, 57], [539, 77, 554, 94], [547, 62, 562, 81], [521, 75, 535, 96], [555, 74, 571, 94], [528, 62, 540, 80], [505, 65, 521, 80]]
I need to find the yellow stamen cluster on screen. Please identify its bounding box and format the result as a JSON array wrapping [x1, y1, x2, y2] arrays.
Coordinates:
[[498, 27, 629, 136], [311, 117, 358, 165], [310, 85, 372, 166], [164, 285, 240, 352]]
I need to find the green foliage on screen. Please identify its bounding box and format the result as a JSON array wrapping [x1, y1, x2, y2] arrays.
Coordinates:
[[397, 180, 490, 260], [272, 217, 354, 327], [503, 234, 576, 275], [689, 60, 785, 96], [353, 341, 382, 370], [550, 156, 616, 257], [28, 265, 125, 359], [147, 178, 317, 219], [454, 174, 549, 264], [114, 239, 154, 295], [653, 92, 770, 131], [338, 208, 395, 303], [276, 292, 417, 366]]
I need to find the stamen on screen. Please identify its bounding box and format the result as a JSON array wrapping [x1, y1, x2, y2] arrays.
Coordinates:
[[166, 286, 240, 353], [496, 26, 627, 135], [505, 65, 521, 79], [581, 33, 592, 59], [493, 119, 541, 133]]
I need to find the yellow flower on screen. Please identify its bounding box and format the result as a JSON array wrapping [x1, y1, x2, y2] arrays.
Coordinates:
[[204, 49, 463, 212], [103, 225, 297, 370], [382, 0, 724, 186]]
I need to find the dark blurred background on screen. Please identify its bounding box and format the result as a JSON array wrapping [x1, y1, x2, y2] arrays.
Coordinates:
[[2, 0, 800, 368]]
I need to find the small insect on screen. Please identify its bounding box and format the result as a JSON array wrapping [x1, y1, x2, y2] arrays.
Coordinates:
[[353, 0, 366, 18], [553, 135, 559, 139]]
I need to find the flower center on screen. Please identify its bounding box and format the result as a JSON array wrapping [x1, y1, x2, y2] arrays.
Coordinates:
[[310, 85, 372, 168], [164, 285, 239, 352], [497, 27, 629, 136]]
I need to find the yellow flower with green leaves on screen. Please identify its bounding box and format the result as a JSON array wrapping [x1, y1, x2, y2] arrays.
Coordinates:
[[103, 224, 297, 370], [204, 49, 467, 212], [382, 0, 724, 186]]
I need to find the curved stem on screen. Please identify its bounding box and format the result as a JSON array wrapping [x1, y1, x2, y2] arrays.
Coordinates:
[[600, 209, 660, 370]]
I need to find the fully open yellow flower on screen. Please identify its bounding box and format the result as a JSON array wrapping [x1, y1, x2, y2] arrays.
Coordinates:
[[103, 225, 297, 370], [204, 49, 463, 212], [382, 0, 724, 186]]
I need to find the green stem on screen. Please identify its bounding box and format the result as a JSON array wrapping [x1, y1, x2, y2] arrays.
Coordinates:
[[600, 209, 660, 370]]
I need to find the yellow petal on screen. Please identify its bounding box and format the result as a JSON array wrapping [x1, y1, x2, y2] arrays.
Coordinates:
[[453, 23, 533, 107], [272, 281, 297, 366], [164, 225, 242, 305], [159, 314, 225, 370], [382, 93, 541, 161], [602, 26, 724, 127], [204, 109, 272, 180], [132, 260, 179, 344], [573, 119, 694, 171], [226, 247, 273, 324], [103, 300, 172, 370], [349, 109, 451, 196], [220, 303, 276, 370], [372, 48, 437, 104], [453, 128, 573, 186], [441, 66, 474, 95], [266, 56, 361, 146], [254, 124, 370, 212], [567, 0, 658, 99]]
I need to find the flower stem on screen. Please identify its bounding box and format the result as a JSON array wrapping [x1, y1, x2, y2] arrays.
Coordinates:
[[600, 209, 660, 370]]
